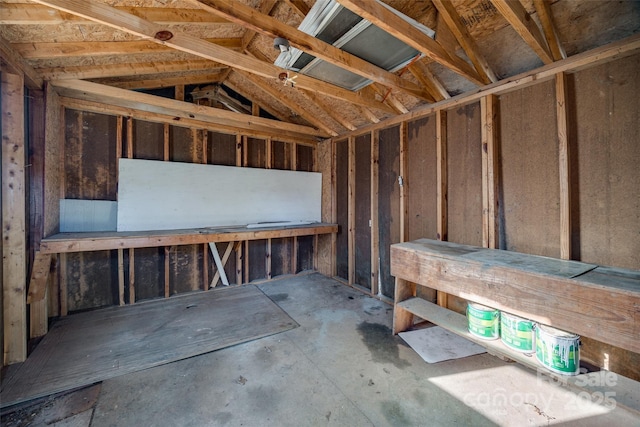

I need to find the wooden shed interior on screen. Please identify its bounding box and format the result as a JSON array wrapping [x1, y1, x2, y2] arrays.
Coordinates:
[[1, 0, 639, 416]]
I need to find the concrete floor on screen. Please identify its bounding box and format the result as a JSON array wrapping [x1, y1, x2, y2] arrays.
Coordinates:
[[2, 273, 639, 426]]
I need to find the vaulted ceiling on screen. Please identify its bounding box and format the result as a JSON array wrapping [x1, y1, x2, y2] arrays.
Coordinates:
[[2, 0, 639, 140]]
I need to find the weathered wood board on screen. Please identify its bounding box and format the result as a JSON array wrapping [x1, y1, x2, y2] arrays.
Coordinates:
[[499, 80, 560, 257], [117, 159, 322, 231], [378, 125, 401, 298], [354, 134, 371, 290], [335, 140, 349, 281], [390, 239, 640, 354], [0, 285, 298, 408]]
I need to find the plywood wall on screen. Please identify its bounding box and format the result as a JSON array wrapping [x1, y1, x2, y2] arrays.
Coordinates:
[[54, 106, 318, 313], [323, 50, 640, 380]]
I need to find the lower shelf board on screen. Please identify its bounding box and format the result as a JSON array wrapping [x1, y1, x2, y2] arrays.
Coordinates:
[[394, 297, 640, 413], [396, 297, 540, 370]]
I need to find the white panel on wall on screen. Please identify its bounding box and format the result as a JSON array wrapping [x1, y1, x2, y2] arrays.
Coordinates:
[[117, 159, 322, 232], [60, 199, 118, 232]]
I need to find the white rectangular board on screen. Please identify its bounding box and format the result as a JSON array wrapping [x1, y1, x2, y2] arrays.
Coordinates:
[[60, 199, 118, 232], [117, 159, 322, 232]]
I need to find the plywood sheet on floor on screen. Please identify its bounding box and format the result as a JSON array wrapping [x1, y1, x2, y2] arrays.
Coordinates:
[[0, 285, 298, 408]]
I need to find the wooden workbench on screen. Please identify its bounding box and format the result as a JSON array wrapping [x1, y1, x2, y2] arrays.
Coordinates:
[[28, 222, 338, 317], [39, 222, 338, 254], [390, 238, 640, 356]]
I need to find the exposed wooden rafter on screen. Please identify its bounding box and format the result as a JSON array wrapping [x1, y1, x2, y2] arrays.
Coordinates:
[[533, 0, 567, 61], [194, 0, 435, 102], [0, 36, 43, 89], [97, 71, 229, 90], [237, 71, 340, 137], [31, 0, 395, 114], [301, 90, 358, 132], [408, 61, 450, 102], [223, 79, 293, 123], [432, 0, 497, 84], [37, 60, 226, 81], [336, 0, 484, 86], [370, 84, 409, 114], [12, 39, 243, 59], [0, 4, 231, 25], [490, 0, 554, 64], [51, 79, 329, 141], [240, 0, 279, 50], [282, 0, 311, 17]]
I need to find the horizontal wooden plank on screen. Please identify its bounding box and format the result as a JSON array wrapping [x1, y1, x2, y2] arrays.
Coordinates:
[[40, 223, 338, 254], [390, 239, 640, 353]]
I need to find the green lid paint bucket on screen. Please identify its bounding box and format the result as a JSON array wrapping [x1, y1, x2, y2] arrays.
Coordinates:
[[467, 303, 500, 340], [536, 324, 580, 375], [500, 311, 536, 353]]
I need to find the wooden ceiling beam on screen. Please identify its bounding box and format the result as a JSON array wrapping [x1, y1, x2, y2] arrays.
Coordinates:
[[301, 90, 358, 132], [432, 0, 497, 84], [241, 0, 279, 50], [99, 71, 229, 90], [12, 39, 243, 59], [408, 61, 450, 102], [223, 79, 293, 123], [238, 71, 340, 137], [490, 0, 554, 64], [31, 0, 394, 114], [282, 0, 311, 17], [37, 60, 225, 80], [336, 0, 484, 86], [533, 0, 567, 61], [0, 4, 231, 25], [194, 0, 434, 102], [370, 84, 409, 114], [51, 79, 329, 140], [60, 96, 314, 145], [0, 37, 43, 89]]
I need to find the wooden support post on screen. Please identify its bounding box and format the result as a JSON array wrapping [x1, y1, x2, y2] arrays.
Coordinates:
[[481, 95, 500, 249], [126, 117, 133, 159], [399, 122, 408, 243], [175, 85, 185, 102], [118, 249, 125, 305], [436, 110, 449, 308], [203, 243, 209, 291], [236, 244, 243, 285], [331, 140, 337, 277], [202, 129, 208, 165], [164, 246, 171, 297], [556, 72, 571, 260], [393, 278, 416, 334], [163, 123, 170, 161], [2, 71, 27, 364], [236, 133, 243, 284], [371, 130, 380, 296], [116, 116, 123, 179], [244, 241, 250, 283], [235, 134, 242, 168], [129, 248, 135, 304], [27, 252, 51, 338], [59, 253, 67, 316], [291, 142, 298, 273], [348, 136, 356, 285], [313, 234, 319, 271], [265, 137, 272, 278]]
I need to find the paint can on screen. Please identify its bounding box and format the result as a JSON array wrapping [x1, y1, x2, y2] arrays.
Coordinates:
[[535, 324, 580, 375], [500, 311, 536, 353], [467, 303, 500, 340]]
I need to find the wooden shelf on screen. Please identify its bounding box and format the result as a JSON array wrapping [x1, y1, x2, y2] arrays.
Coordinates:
[[391, 238, 640, 354], [40, 222, 338, 254], [397, 297, 541, 371]]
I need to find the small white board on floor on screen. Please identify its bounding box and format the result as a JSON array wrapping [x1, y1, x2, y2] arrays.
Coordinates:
[[399, 326, 486, 363]]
